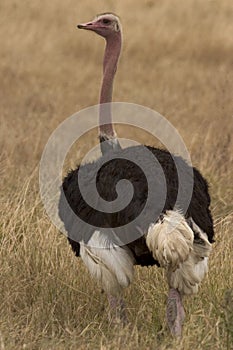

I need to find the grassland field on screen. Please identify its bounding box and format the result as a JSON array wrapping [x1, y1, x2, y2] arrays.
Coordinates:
[[0, 0, 233, 349]]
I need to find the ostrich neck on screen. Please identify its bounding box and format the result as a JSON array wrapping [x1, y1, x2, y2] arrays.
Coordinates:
[[99, 34, 122, 138]]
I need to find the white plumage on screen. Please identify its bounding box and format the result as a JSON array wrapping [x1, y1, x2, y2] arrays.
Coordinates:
[[80, 230, 135, 295], [146, 210, 194, 270]]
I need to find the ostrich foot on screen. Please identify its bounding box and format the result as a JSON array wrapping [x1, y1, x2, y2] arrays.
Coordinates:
[[107, 294, 128, 326], [166, 288, 185, 337]]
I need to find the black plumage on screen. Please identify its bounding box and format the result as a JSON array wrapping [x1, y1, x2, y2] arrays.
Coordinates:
[[59, 146, 214, 266]]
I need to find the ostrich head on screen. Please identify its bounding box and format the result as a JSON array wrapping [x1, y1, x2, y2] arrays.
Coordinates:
[[77, 13, 121, 39]]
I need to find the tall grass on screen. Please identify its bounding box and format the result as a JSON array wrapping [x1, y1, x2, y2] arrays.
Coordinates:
[[1, 0, 232, 349]]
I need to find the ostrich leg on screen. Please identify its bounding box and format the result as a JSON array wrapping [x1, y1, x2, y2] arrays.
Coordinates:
[[166, 288, 185, 337], [107, 294, 128, 326]]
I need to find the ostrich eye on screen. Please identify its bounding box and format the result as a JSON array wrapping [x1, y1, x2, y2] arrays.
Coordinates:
[[102, 18, 111, 25]]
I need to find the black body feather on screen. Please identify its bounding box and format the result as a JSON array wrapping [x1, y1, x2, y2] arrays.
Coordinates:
[[59, 146, 214, 266]]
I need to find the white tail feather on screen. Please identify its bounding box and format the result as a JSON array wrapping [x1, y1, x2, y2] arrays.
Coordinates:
[[167, 221, 212, 295], [146, 211, 212, 295], [146, 210, 194, 270], [168, 254, 209, 295], [80, 231, 135, 295]]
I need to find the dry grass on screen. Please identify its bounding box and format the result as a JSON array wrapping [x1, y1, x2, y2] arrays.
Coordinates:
[[1, 0, 233, 349]]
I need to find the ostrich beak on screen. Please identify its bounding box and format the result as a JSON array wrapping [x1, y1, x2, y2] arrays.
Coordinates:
[[77, 22, 94, 30]]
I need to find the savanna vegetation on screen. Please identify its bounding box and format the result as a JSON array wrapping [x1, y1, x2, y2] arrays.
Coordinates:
[[0, 0, 232, 349]]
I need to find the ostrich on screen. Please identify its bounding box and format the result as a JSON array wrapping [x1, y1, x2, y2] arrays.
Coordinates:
[[59, 13, 214, 336]]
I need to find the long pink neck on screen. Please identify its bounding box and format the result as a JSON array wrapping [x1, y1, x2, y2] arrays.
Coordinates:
[[99, 33, 122, 138]]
